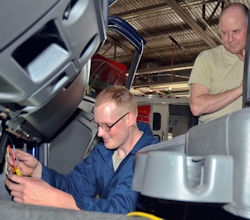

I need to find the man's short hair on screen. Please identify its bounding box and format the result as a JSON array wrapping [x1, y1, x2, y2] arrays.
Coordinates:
[[220, 3, 249, 23], [95, 85, 138, 115]]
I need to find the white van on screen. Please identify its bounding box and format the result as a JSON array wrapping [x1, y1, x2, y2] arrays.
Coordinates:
[[136, 95, 197, 141]]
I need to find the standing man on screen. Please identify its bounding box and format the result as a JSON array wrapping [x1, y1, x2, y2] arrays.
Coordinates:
[[5, 85, 158, 214], [189, 3, 248, 123]]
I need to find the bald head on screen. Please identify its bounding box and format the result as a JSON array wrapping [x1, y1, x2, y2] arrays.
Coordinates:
[[219, 3, 248, 25], [219, 3, 248, 56]]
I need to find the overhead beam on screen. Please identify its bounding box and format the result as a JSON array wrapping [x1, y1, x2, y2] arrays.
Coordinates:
[[136, 63, 193, 75], [107, 36, 134, 54], [167, 0, 217, 48], [101, 44, 113, 57], [106, 17, 218, 44], [114, 41, 208, 63], [114, 0, 206, 20], [206, 2, 221, 23], [223, 0, 232, 6], [141, 23, 195, 38]]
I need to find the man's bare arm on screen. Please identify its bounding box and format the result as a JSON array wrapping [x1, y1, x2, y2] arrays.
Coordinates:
[[190, 83, 242, 116]]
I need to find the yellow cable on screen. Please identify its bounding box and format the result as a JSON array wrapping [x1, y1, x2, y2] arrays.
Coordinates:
[[5, 147, 22, 176], [13, 166, 22, 176], [126, 211, 163, 220]]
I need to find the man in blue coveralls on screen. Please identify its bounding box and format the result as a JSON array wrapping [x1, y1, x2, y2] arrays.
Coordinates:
[[5, 85, 158, 214]]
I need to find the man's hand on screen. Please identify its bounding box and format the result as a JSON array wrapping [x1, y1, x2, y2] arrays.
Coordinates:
[[5, 174, 80, 210], [7, 149, 42, 178], [5, 174, 54, 205], [237, 49, 246, 61]]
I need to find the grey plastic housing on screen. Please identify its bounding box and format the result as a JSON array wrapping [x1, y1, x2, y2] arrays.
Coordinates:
[[48, 96, 97, 174], [0, 0, 107, 142], [133, 108, 250, 219]]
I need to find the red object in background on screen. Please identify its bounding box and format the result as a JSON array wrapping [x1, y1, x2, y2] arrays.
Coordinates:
[[90, 54, 127, 95], [137, 105, 151, 124], [92, 54, 127, 73]]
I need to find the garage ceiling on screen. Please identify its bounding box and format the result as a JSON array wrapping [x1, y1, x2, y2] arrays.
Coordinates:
[[97, 0, 250, 97]]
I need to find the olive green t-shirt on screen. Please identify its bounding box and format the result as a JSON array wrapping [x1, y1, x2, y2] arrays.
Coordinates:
[[189, 45, 244, 123], [112, 150, 123, 171]]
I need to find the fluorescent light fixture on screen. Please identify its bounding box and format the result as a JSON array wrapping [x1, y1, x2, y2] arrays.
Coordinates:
[[148, 81, 189, 91]]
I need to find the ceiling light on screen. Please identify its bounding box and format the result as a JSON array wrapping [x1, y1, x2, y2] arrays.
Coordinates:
[[149, 81, 189, 91]]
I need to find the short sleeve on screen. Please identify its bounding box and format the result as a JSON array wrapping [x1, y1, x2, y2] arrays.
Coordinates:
[[188, 51, 213, 90]]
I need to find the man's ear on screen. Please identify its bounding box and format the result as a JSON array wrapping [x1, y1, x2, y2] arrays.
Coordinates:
[[127, 112, 137, 126]]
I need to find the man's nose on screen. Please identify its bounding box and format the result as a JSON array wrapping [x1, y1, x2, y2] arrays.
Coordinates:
[[228, 32, 234, 42], [97, 126, 105, 137]]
